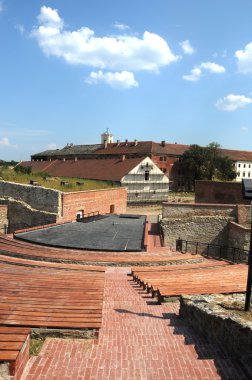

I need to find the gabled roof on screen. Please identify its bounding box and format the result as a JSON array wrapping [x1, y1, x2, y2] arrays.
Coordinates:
[[20, 157, 146, 182]]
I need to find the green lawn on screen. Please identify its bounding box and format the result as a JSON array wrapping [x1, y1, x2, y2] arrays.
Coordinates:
[[0, 166, 119, 192]]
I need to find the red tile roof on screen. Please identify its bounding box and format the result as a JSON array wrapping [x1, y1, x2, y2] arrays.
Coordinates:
[[30, 140, 252, 162], [20, 157, 145, 182]]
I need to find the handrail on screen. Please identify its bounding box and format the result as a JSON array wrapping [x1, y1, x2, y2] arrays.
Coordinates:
[[176, 238, 249, 264]]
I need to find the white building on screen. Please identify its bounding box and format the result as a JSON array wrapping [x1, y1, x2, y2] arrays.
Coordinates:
[[121, 156, 169, 202], [234, 161, 252, 181]]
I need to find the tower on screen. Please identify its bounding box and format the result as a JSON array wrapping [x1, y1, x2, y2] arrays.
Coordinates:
[[101, 129, 113, 145]]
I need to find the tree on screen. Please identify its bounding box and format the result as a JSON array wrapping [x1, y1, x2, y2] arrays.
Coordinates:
[[181, 142, 236, 188]]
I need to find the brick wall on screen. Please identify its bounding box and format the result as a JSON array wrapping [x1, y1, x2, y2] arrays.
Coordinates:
[[0, 181, 127, 232], [195, 180, 250, 205], [0, 205, 8, 234], [61, 187, 127, 221]]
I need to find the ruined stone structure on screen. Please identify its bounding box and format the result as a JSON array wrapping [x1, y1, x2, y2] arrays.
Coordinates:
[[0, 181, 127, 233], [161, 202, 250, 259]]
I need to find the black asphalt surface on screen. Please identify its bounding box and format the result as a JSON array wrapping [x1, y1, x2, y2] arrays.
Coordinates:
[[15, 214, 146, 251]]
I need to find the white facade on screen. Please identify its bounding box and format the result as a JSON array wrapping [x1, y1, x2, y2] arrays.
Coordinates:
[[234, 161, 252, 181], [121, 157, 169, 202], [101, 130, 113, 144]]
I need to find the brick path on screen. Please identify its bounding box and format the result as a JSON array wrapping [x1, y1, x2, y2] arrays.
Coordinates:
[[22, 268, 247, 380]]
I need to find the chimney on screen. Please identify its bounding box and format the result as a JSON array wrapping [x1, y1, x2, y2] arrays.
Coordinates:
[[125, 139, 128, 145], [161, 140, 166, 147], [121, 155, 126, 161], [117, 140, 120, 146], [75, 157, 78, 162], [134, 139, 138, 146]]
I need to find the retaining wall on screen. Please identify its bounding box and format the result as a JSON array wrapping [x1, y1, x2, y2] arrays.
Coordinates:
[[161, 215, 233, 249], [0, 181, 127, 232]]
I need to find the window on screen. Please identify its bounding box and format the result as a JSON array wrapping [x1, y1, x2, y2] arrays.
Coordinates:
[[110, 204, 115, 213], [145, 171, 150, 181], [164, 156, 167, 161], [244, 164, 246, 168], [159, 157, 163, 161], [249, 165, 251, 168], [237, 172, 240, 177], [163, 168, 167, 173], [249, 173, 251, 178], [238, 164, 241, 167], [76, 210, 84, 220], [243, 172, 246, 177]]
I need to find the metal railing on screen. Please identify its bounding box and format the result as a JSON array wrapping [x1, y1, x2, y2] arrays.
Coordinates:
[[176, 239, 249, 264]]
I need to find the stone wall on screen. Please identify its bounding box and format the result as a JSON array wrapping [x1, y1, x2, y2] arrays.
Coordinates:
[[0, 181, 127, 232], [161, 215, 233, 250], [0, 205, 8, 234], [0, 181, 61, 213], [228, 221, 250, 252], [237, 205, 251, 226], [161, 202, 250, 259], [61, 187, 127, 220], [195, 180, 250, 205], [162, 202, 237, 219], [180, 294, 252, 359]]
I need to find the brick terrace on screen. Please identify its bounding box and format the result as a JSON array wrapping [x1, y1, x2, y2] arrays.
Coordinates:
[[22, 267, 247, 380]]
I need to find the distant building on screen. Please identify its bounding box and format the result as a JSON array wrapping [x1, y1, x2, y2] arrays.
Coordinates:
[[21, 155, 169, 203], [29, 132, 252, 191]]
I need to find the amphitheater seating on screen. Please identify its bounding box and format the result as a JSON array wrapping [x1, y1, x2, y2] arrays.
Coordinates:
[[0, 236, 202, 265], [131, 261, 248, 303], [0, 261, 105, 330], [0, 326, 30, 379]]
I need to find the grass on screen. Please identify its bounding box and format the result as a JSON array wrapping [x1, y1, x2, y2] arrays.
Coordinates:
[[29, 339, 44, 356], [0, 166, 119, 192]]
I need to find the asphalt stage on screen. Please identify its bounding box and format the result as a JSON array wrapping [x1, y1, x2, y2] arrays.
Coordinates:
[[15, 214, 146, 251]]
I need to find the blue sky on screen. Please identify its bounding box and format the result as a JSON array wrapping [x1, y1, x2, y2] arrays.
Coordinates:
[[1, 0, 252, 161]]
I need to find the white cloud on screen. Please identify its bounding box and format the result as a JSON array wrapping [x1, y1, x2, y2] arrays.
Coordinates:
[[200, 61, 225, 73], [241, 126, 248, 131], [86, 70, 138, 89], [179, 40, 195, 55], [0, 137, 17, 148], [182, 67, 202, 81], [216, 94, 252, 111], [183, 61, 225, 81], [235, 42, 252, 74], [32, 6, 179, 75], [0, 1, 3, 14], [37, 5, 63, 29], [113, 22, 130, 31]]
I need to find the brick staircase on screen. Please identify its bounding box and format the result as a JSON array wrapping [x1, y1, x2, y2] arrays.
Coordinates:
[[21, 268, 249, 379]]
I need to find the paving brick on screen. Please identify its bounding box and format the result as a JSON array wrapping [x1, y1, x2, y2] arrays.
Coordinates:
[[22, 267, 249, 379]]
